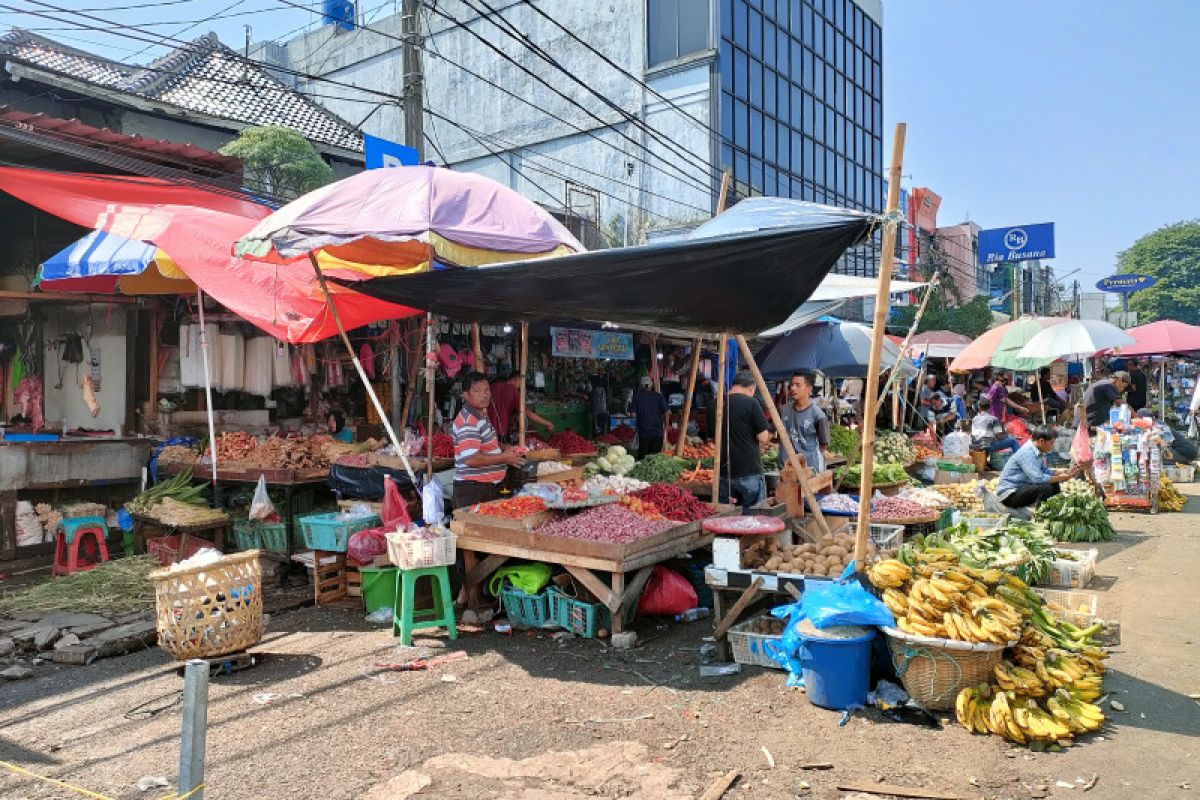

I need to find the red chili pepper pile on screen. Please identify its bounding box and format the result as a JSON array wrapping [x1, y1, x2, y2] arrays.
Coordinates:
[[549, 430, 595, 455], [472, 496, 547, 518], [596, 425, 636, 445], [431, 434, 455, 459], [632, 484, 714, 522]]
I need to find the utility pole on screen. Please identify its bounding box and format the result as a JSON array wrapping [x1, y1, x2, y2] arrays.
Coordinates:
[[1012, 263, 1020, 319], [402, 0, 424, 161], [1073, 280, 1080, 318]]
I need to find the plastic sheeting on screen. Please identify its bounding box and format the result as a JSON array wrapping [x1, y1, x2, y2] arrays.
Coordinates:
[[337, 207, 874, 335], [243, 337, 275, 397], [179, 324, 221, 390]]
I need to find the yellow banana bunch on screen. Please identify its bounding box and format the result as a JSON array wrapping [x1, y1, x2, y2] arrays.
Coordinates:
[[881, 587, 908, 617], [1158, 477, 1186, 512], [867, 559, 912, 589], [955, 684, 995, 735], [1012, 698, 1072, 743], [994, 661, 1048, 696]]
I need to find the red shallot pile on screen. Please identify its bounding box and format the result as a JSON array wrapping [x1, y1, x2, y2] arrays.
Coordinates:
[[869, 494, 937, 521], [549, 430, 595, 455], [537, 504, 672, 543], [632, 484, 714, 523]]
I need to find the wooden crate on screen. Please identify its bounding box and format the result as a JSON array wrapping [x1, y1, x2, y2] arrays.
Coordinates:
[[535, 467, 584, 485]]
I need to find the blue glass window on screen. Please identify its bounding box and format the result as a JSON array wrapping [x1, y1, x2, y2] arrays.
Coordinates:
[[777, 124, 790, 169], [750, 109, 763, 156], [802, 3, 813, 45], [777, 28, 790, 72], [777, 74, 791, 120], [648, 0, 711, 67], [750, 59, 763, 104], [734, 98, 749, 148], [733, 0, 748, 46], [763, 67, 776, 115], [720, 42, 733, 92], [764, 19, 776, 62], [735, 47, 748, 94], [750, 9, 762, 51], [764, 118, 776, 162]]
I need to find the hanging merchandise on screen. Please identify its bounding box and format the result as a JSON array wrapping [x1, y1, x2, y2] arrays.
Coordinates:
[[14, 375, 44, 430], [81, 374, 101, 418], [437, 343, 463, 378], [219, 331, 245, 392], [61, 332, 84, 364], [273, 341, 294, 388], [243, 337, 275, 397], [360, 341, 376, 380]]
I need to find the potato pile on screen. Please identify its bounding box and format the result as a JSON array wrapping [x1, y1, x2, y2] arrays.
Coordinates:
[[747, 616, 786, 635], [742, 530, 877, 576]]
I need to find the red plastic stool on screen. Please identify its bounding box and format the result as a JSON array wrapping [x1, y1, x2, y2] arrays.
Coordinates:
[[52, 516, 110, 577]]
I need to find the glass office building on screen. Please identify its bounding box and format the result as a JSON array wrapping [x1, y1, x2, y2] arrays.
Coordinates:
[[716, 0, 883, 276]]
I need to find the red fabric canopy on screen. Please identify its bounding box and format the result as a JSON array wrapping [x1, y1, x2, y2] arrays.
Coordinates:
[[0, 167, 419, 342]]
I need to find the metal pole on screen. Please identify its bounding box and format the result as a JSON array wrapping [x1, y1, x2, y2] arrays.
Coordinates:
[[390, 325, 401, 433], [402, 0, 424, 160], [195, 291, 218, 486], [178, 659, 209, 800]]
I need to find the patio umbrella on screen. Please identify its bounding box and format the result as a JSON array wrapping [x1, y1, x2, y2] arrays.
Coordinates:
[[755, 319, 916, 379], [235, 167, 586, 479], [1117, 319, 1200, 357], [1017, 319, 1135, 362], [37, 229, 196, 295], [906, 330, 972, 360], [948, 317, 1069, 372]]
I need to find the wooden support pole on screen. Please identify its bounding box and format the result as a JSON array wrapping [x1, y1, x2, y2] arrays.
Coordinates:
[[518, 322, 529, 447], [148, 304, 161, 424], [426, 312, 436, 478], [471, 323, 484, 374], [735, 335, 833, 538], [675, 339, 703, 457], [710, 335, 728, 508], [1036, 372, 1047, 425], [853, 122, 907, 571], [649, 333, 661, 392], [400, 317, 426, 430]]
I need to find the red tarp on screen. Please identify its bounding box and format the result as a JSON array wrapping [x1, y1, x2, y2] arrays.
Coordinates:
[[0, 167, 420, 342]]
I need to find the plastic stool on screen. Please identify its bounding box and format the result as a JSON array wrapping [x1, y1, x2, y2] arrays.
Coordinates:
[[392, 566, 457, 646], [53, 516, 110, 577]]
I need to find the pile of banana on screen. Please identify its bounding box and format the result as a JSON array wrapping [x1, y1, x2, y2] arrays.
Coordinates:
[[957, 684, 1104, 745], [868, 552, 1023, 644], [1159, 476, 1186, 512]]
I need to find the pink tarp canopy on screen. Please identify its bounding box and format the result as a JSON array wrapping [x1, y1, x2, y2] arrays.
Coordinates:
[[906, 330, 972, 359], [0, 166, 421, 343], [1117, 320, 1200, 357]]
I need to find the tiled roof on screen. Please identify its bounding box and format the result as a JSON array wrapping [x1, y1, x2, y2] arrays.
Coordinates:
[[0, 29, 362, 153]]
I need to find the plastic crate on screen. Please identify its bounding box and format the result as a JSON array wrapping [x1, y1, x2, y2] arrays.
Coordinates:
[[869, 523, 904, 551], [500, 587, 552, 628], [961, 514, 1007, 531], [386, 529, 456, 570], [233, 519, 289, 554], [1032, 588, 1098, 629], [1041, 548, 1098, 589], [728, 617, 785, 670], [935, 508, 955, 530], [145, 534, 211, 567], [298, 512, 380, 552], [548, 588, 609, 638]]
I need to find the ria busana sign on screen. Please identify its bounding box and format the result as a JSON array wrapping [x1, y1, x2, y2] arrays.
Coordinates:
[[976, 222, 1056, 265]]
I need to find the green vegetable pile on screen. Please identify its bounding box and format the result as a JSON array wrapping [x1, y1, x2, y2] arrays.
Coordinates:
[[835, 461, 911, 487], [761, 446, 780, 471], [127, 468, 208, 513], [876, 431, 916, 464], [627, 453, 690, 484], [828, 424, 860, 459], [1033, 480, 1114, 542], [941, 520, 1057, 585]]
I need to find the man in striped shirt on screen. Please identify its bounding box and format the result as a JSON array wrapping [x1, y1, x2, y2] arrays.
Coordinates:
[[452, 371, 524, 509]]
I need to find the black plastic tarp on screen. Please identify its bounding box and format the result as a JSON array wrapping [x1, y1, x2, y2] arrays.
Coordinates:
[[335, 210, 874, 334]]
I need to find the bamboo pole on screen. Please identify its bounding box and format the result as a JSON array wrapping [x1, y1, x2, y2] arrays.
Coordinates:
[[710, 335, 728, 509], [148, 304, 160, 425], [1160, 360, 1166, 420], [195, 290, 218, 486], [735, 335, 832, 538], [675, 339, 703, 457], [518, 322, 529, 447], [308, 255, 417, 483], [471, 323, 484, 373], [853, 122, 907, 571], [1037, 373, 1047, 424], [650, 333, 661, 392], [877, 279, 937, 408], [426, 312, 436, 478], [400, 317, 426, 430]]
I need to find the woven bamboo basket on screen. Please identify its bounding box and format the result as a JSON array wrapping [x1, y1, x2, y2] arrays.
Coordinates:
[[882, 626, 1009, 711], [150, 550, 264, 661]]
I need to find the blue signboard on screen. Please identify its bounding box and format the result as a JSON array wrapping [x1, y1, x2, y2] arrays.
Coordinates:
[[977, 223, 1055, 265], [364, 134, 419, 169], [550, 327, 634, 361], [1096, 274, 1158, 294]]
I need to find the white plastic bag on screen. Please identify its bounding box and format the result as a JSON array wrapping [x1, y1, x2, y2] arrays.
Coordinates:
[[422, 480, 445, 525], [249, 475, 279, 522]]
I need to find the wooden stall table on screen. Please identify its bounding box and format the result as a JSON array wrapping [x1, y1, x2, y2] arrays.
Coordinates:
[[449, 515, 722, 634], [132, 512, 230, 556]]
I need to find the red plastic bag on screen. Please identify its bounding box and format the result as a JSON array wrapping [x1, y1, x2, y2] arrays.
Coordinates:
[[347, 527, 388, 566], [1071, 416, 1093, 464], [636, 566, 697, 617], [381, 475, 412, 528], [1005, 417, 1031, 447]]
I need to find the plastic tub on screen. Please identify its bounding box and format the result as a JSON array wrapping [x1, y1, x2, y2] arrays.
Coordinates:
[[360, 566, 398, 614], [796, 622, 876, 710]]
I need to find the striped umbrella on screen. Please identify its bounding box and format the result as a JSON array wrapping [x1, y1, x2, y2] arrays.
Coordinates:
[[37, 229, 195, 295], [948, 317, 1070, 372]]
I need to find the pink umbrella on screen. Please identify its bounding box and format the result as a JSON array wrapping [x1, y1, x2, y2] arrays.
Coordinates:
[[907, 330, 972, 359], [1117, 320, 1200, 356]]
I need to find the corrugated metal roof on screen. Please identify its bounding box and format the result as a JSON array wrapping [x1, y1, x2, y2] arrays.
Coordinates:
[[0, 29, 363, 154]]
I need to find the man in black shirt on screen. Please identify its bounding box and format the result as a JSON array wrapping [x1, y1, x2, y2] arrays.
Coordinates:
[[1125, 359, 1148, 411], [1084, 371, 1129, 427], [715, 370, 771, 509]]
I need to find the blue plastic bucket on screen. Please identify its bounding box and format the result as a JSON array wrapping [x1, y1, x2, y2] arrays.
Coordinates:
[[797, 625, 876, 710]]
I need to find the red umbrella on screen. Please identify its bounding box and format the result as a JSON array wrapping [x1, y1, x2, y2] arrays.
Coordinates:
[[1117, 320, 1200, 356]]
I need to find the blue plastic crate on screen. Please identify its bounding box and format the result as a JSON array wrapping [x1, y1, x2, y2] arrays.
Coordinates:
[[298, 512, 380, 552], [500, 587, 552, 629], [548, 588, 610, 638]]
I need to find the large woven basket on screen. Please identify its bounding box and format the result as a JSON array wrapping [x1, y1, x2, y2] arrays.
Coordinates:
[[151, 550, 264, 661], [882, 626, 1008, 711]]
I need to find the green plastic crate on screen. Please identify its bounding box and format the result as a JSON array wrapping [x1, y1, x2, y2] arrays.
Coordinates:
[[500, 587, 552, 628], [233, 519, 290, 553], [548, 588, 609, 638]]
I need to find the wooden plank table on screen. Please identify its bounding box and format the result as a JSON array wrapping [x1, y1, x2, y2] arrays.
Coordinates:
[[132, 512, 230, 555], [449, 518, 717, 634]]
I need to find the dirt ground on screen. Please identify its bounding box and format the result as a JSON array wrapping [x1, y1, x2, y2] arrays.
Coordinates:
[[1, 491, 1197, 800]]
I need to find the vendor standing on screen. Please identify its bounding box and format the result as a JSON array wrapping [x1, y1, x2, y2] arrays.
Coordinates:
[[452, 372, 524, 509], [780, 371, 829, 472], [488, 371, 554, 442], [1125, 359, 1148, 411], [1084, 370, 1129, 427], [632, 376, 669, 458], [715, 371, 771, 509], [996, 425, 1083, 510]]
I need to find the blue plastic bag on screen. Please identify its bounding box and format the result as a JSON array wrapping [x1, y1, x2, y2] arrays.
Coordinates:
[[800, 563, 896, 629], [764, 600, 808, 686]]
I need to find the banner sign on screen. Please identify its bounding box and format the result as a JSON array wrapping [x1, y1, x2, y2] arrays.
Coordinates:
[[977, 222, 1055, 265], [364, 134, 419, 169], [550, 326, 634, 361], [1096, 274, 1157, 294]]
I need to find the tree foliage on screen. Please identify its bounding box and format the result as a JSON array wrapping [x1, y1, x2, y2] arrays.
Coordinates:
[[219, 126, 334, 201], [1120, 220, 1200, 325], [892, 288, 994, 339]]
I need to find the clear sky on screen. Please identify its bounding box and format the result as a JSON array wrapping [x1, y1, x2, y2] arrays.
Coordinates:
[[5, 0, 1199, 294], [883, 0, 1200, 292]]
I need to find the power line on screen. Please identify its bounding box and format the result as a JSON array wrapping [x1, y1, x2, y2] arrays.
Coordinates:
[[124, 0, 249, 61]]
